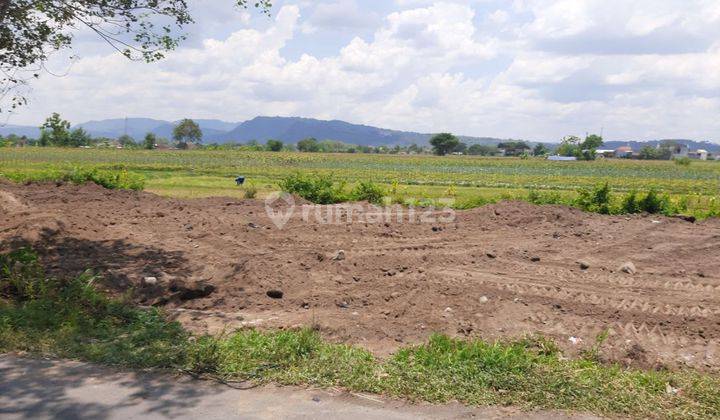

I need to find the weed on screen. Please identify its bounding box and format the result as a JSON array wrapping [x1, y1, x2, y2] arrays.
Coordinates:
[[583, 329, 610, 362], [243, 182, 258, 199]]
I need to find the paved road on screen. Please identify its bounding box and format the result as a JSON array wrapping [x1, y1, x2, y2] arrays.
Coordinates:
[[0, 355, 598, 419]]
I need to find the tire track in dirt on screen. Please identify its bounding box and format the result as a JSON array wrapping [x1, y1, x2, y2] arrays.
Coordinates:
[[441, 268, 720, 318]]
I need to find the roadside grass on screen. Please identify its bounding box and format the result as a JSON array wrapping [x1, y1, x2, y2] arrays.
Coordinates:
[[1, 249, 719, 418]]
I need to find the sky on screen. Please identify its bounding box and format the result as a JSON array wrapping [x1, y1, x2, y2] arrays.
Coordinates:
[[7, 0, 720, 141]]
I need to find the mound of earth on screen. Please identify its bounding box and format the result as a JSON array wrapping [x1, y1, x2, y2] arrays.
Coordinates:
[[1, 181, 719, 371]]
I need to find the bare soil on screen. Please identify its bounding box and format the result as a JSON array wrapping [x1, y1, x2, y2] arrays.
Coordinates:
[[1, 181, 719, 371]]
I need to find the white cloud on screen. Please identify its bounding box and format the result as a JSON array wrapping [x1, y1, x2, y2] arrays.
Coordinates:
[[8, 0, 720, 141]]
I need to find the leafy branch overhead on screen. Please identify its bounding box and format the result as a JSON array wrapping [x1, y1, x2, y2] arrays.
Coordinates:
[[0, 0, 272, 112]]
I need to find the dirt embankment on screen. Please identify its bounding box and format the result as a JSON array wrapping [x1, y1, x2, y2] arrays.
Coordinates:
[[1, 181, 719, 371]]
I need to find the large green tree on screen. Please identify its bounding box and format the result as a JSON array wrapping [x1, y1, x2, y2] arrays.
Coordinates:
[[429, 133, 460, 156], [39, 113, 71, 146], [69, 127, 92, 147], [143, 133, 157, 150], [556, 134, 603, 160], [266, 139, 283, 151], [172, 118, 202, 149], [297, 137, 320, 152], [0, 1, 272, 112], [497, 141, 531, 156], [532, 143, 549, 156]]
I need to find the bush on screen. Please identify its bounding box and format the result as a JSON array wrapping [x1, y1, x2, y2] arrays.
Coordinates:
[[65, 167, 145, 190], [639, 189, 668, 214], [350, 181, 386, 205], [278, 173, 347, 204], [575, 183, 612, 214], [621, 191, 642, 214], [3, 167, 145, 191], [620, 189, 671, 215]]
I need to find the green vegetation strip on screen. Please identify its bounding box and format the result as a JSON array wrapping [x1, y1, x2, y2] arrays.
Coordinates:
[[1, 249, 718, 418], [0, 166, 145, 191], [1, 148, 719, 217]]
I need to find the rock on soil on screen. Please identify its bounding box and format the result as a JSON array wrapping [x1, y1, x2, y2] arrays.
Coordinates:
[[619, 262, 637, 275]]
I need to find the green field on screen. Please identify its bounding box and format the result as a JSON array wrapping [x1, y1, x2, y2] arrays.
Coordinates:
[[1, 147, 719, 216]]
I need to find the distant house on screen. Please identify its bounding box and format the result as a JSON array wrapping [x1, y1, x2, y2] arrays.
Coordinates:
[[670, 144, 689, 159], [596, 149, 616, 158], [615, 146, 633, 158], [547, 155, 577, 161], [688, 149, 709, 160]]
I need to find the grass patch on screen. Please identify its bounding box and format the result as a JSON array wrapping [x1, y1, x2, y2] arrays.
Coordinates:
[[1, 249, 719, 418]]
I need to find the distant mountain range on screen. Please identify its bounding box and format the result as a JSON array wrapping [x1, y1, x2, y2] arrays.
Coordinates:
[[0, 116, 505, 146], [1, 116, 718, 150]]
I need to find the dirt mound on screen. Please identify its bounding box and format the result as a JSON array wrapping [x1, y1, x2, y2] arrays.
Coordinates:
[[1, 181, 719, 371]]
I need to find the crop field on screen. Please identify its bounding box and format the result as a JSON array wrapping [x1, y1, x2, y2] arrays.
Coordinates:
[[1, 147, 719, 215]]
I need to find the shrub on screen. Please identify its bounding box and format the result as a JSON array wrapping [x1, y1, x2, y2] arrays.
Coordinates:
[[65, 167, 145, 190], [350, 181, 386, 205], [620, 189, 671, 215], [575, 183, 612, 214], [639, 188, 668, 214], [621, 191, 642, 214], [278, 173, 347, 204], [3, 167, 146, 191]]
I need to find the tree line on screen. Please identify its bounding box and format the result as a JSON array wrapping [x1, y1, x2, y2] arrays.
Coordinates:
[[3, 113, 616, 159]]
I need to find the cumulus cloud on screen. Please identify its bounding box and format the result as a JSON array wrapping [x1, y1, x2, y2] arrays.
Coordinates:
[[9, 0, 720, 141]]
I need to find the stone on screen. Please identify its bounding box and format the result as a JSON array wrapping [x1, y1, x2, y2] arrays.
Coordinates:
[[619, 261, 637, 275], [267, 290, 284, 299]]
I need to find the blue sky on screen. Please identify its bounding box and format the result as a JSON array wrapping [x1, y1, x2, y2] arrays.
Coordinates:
[[8, 0, 720, 141]]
